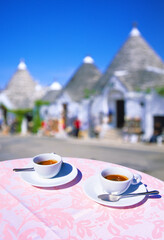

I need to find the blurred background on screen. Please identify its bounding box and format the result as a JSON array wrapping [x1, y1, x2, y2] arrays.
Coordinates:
[[0, 0, 164, 180]]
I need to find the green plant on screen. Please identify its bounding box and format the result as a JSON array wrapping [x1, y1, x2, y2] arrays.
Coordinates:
[[35, 99, 50, 107], [9, 109, 32, 132], [84, 88, 96, 99], [32, 99, 49, 133], [134, 87, 141, 92], [145, 86, 164, 96], [155, 86, 164, 96], [145, 88, 151, 94]]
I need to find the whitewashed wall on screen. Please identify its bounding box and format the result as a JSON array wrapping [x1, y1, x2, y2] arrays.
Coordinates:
[[125, 92, 145, 132], [144, 92, 164, 139]]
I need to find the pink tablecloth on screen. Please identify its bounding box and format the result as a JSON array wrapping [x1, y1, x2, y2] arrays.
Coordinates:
[[0, 157, 164, 240]]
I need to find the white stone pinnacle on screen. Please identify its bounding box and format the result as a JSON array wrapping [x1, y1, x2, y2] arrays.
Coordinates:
[[17, 60, 27, 70], [130, 27, 141, 37], [83, 56, 94, 64]]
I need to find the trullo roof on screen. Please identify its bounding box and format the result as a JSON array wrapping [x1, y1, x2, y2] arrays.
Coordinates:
[[58, 56, 102, 102], [4, 60, 44, 109], [94, 27, 164, 93], [42, 82, 62, 103]]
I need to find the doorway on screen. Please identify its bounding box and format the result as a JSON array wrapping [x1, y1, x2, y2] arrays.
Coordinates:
[[116, 100, 124, 128], [154, 116, 164, 133]]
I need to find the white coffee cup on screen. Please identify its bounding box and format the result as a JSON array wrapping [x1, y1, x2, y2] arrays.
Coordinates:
[[33, 153, 63, 178], [100, 166, 142, 195]]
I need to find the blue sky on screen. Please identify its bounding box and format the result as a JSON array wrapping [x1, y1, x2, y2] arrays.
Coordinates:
[[0, 0, 164, 89]]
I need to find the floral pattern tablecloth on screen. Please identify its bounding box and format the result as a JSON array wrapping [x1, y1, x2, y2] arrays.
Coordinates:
[[0, 157, 164, 240]]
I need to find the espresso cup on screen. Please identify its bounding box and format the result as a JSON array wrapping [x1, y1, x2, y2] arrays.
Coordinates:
[[100, 166, 142, 195], [33, 153, 63, 178]]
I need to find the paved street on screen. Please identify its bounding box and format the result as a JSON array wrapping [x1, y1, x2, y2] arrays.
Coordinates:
[[0, 135, 164, 181]]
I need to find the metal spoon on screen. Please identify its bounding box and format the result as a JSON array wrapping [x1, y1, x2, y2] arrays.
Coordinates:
[[13, 167, 34, 172], [98, 190, 159, 202], [13, 153, 58, 172]]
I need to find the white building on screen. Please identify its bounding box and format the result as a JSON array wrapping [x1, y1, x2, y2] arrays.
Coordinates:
[[41, 56, 102, 133], [91, 27, 164, 140]]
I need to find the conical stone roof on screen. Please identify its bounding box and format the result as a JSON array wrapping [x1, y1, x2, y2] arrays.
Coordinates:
[[4, 61, 43, 109], [42, 90, 60, 103], [94, 27, 164, 93], [59, 56, 102, 102], [42, 82, 62, 103]]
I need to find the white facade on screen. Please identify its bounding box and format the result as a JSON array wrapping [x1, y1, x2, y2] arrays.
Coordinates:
[[39, 72, 164, 141], [40, 91, 91, 132], [144, 92, 164, 139], [91, 76, 164, 140], [91, 76, 127, 127]]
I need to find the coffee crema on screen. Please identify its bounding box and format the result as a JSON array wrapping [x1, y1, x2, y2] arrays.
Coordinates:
[[104, 174, 128, 181], [38, 160, 58, 165]]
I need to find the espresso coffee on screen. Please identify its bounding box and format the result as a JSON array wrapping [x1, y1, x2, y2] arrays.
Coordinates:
[[38, 160, 58, 165], [105, 174, 128, 181]]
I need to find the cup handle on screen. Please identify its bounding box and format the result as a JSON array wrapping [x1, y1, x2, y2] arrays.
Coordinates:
[[131, 174, 142, 185]]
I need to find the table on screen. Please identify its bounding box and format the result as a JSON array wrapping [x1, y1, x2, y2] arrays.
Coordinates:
[[0, 157, 164, 239]]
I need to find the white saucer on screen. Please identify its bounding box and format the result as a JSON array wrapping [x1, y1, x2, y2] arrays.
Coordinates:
[[83, 175, 147, 207], [20, 162, 78, 187]]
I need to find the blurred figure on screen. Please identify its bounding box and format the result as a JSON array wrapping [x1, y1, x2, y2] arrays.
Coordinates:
[[10, 119, 17, 134], [108, 109, 113, 124], [0, 109, 3, 131], [0, 118, 3, 131], [73, 118, 81, 137]]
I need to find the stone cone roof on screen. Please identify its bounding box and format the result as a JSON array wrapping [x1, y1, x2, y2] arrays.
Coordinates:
[[59, 56, 102, 102], [42, 81, 62, 104], [42, 90, 61, 104], [94, 27, 164, 93], [4, 61, 42, 109]]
